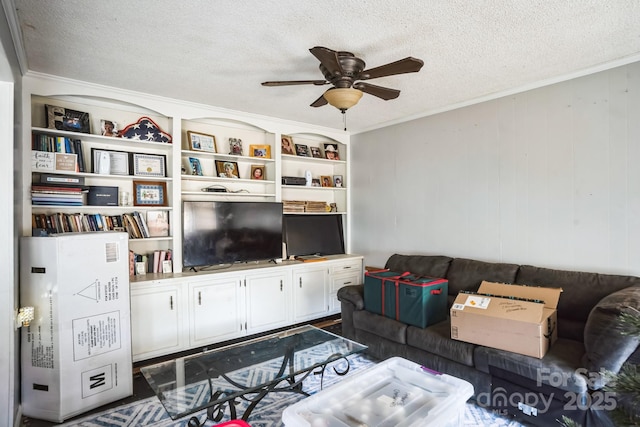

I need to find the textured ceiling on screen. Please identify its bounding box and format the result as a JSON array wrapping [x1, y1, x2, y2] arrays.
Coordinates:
[[10, 0, 640, 133]]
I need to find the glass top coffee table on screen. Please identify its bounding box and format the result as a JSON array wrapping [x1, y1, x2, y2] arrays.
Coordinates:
[[140, 325, 367, 426]]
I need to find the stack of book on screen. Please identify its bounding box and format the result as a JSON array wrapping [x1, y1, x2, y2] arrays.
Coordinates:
[[130, 249, 173, 275], [283, 200, 307, 213], [32, 133, 86, 172], [31, 184, 87, 206], [122, 212, 151, 239], [305, 201, 328, 213]]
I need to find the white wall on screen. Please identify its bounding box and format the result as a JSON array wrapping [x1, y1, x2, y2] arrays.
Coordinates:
[[351, 61, 640, 277]]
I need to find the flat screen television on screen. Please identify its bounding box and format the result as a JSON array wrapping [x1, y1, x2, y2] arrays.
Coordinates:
[[283, 214, 345, 257], [182, 201, 283, 268]]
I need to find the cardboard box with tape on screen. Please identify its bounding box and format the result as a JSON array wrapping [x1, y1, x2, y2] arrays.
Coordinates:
[[450, 281, 562, 358]]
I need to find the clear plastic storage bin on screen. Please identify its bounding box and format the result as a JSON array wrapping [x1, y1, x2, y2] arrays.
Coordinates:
[[282, 357, 474, 427]]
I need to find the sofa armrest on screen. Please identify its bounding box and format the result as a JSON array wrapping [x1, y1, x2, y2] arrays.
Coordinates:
[[337, 284, 365, 310], [583, 285, 640, 388]]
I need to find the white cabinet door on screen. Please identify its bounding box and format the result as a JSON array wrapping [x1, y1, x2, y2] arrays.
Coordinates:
[[245, 270, 290, 334], [131, 284, 184, 362], [292, 266, 328, 322], [189, 276, 244, 347]]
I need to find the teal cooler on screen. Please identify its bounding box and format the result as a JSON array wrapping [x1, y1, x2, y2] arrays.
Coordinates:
[[396, 275, 448, 328], [363, 270, 410, 315]]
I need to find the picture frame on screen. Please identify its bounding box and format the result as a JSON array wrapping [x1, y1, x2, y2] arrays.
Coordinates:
[[100, 119, 119, 137], [133, 181, 168, 207], [146, 210, 170, 237], [323, 143, 340, 160], [310, 147, 322, 158], [229, 138, 243, 155], [187, 131, 217, 153], [311, 178, 321, 187], [321, 175, 333, 187], [188, 157, 203, 176], [295, 144, 309, 157], [215, 160, 240, 178], [281, 135, 295, 155], [91, 148, 130, 175], [250, 144, 271, 159], [46, 104, 90, 133], [250, 164, 265, 180], [132, 153, 166, 177], [333, 175, 344, 188]]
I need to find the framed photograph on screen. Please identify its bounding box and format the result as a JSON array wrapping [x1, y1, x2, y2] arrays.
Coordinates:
[[46, 104, 91, 133], [101, 119, 119, 137], [91, 148, 130, 175], [311, 178, 321, 187], [321, 175, 333, 187], [132, 153, 166, 177], [215, 160, 240, 178], [310, 147, 322, 158], [333, 175, 344, 188], [189, 157, 203, 176], [133, 181, 168, 206], [229, 138, 243, 155], [187, 131, 217, 152], [295, 144, 309, 157], [323, 143, 340, 160], [281, 135, 295, 155], [146, 210, 170, 237], [250, 164, 265, 180], [250, 144, 271, 159]]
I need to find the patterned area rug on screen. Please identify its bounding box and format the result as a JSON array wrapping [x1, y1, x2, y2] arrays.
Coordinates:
[[59, 353, 525, 427]]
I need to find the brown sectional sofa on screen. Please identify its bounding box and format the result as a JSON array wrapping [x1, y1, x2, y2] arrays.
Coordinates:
[[337, 254, 640, 426]]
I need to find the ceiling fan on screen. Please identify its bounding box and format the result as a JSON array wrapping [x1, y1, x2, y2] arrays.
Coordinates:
[[262, 46, 424, 113]]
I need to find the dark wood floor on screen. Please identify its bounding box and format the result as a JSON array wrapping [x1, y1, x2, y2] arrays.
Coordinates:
[[21, 317, 342, 427]]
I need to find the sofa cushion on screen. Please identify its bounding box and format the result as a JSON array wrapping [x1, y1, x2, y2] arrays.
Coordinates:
[[515, 265, 640, 342], [583, 286, 640, 388], [445, 258, 519, 305], [406, 320, 476, 367], [474, 338, 588, 395], [353, 310, 407, 344], [384, 254, 452, 278]]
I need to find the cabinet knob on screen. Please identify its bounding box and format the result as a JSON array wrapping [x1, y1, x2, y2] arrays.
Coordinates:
[[198, 291, 202, 305], [170, 295, 173, 310], [280, 280, 283, 291]]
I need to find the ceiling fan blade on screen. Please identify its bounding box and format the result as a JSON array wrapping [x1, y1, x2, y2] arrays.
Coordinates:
[[360, 57, 424, 80], [310, 94, 328, 107], [353, 82, 400, 100], [309, 46, 344, 77], [262, 80, 328, 86]]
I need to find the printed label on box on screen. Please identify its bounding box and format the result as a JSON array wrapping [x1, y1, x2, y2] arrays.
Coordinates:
[[464, 295, 491, 309]]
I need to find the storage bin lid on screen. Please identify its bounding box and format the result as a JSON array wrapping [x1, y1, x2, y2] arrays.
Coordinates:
[[282, 356, 474, 427]]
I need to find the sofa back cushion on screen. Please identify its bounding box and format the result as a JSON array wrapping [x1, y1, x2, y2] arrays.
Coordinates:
[[515, 265, 640, 342], [385, 254, 452, 278], [445, 258, 519, 306]]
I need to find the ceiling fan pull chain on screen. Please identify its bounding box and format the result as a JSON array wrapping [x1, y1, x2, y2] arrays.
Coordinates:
[[342, 109, 347, 131]]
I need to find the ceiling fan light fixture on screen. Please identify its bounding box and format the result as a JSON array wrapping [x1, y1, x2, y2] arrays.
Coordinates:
[[323, 88, 363, 111]]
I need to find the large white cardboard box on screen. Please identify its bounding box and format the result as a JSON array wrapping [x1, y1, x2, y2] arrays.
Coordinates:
[[20, 233, 132, 422], [450, 281, 562, 358]]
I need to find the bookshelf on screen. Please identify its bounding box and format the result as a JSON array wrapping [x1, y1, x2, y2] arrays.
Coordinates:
[[21, 74, 351, 277]]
